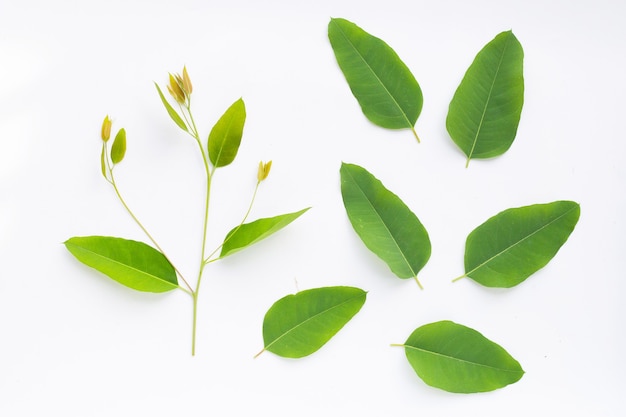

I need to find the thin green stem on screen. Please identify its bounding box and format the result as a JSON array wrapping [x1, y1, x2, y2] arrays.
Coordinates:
[[105, 150, 193, 294], [410, 127, 421, 144], [413, 276, 424, 290], [204, 181, 261, 264], [452, 274, 467, 283]]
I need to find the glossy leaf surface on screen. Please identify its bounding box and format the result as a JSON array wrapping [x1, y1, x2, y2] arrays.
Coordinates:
[[340, 163, 430, 284], [154, 82, 188, 132], [460, 200, 580, 287], [446, 30, 524, 166], [65, 236, 178, 293], [401, 320, 524, 393], [220, 208, 310, 258], [208, 98, 246, 167], [110, 128, 126, 164], [328, 18, 422, 137], [259, 286, 366, 358]]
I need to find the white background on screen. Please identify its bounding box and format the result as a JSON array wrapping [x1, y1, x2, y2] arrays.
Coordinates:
[[1, 0, 625, 415]]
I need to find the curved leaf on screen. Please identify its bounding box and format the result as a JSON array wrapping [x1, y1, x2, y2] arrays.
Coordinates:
[[64, 236, 178, 293], [400, 320, 524, 393], [340, 162, 430, 287], [258, 286, 366, 358], [328, 17, 423, 140], [110, 128, 126, 164], [458, 200, 580, 287], [220, 207, 310, 258], [154, 82, 188, 132], [446, 30, 524, 167], [208, 98, 246, 167]]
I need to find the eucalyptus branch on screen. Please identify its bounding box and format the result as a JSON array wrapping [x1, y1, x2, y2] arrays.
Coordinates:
[[65, 66, 308, 356]]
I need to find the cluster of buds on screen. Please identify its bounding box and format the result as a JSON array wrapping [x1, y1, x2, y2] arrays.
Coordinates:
[[257, 160, 272, 182], [167, 66, 193, 104]]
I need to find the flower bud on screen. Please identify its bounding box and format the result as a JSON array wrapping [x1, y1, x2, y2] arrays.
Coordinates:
[[257, 160, 272, 182], [182, 66, 193, 95], [101, 115, 112, 142], [167, 73, 186, 104]]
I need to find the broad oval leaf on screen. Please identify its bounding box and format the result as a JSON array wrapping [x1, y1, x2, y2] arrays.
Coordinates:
[[110, 128, 126, 164], [258, 286, 366, 358], [400, 320, 524, 393], [64, 236, 178, 293], [328, 18, 423, 140], [459, 200, 580, 287], [208, 98, 246, 167], [340, 162, 430, 287], [446, 30, 524, 167], [220, 207, 310, 258], [154, 82, 188, 132]]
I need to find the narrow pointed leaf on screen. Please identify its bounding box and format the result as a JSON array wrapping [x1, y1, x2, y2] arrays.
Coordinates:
[[259, 286, 366, 358], [400, 320, 524, 393], [100, 145, 107, 178], [208, 98, 246, 167], [220, 207, 310, 258], [64, 236, 178, 293], [110, 128, 126, 164], [446, 30, 524, 166], [460, 200, 580, 287], [328, 18, 423, 137], [340, 162, 430, 282], [154, 82, 188, 132]]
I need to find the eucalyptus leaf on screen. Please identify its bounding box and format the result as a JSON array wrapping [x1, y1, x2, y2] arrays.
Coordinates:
[[446, 30, 524, 167], [328, 17, 423, 141], [154, 82, 188, 132], [110, 128, 126, 164], [457, 200, 580, 287], [340, 162, 430, 288], [64, 236, 178, 293], [257, 286, 366, 358], [220, 208, 310, 258], [208, 98, 246, 167], [399, 320, 524, 393], [100, 145, 107, 178]]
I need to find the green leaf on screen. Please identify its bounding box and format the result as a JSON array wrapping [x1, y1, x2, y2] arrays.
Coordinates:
[[446, 30, 524, 167], [100, 144, 107, 178], [220, 208, 310, 258], [399, 320, 524, 393], [64, 236, 178, 293], [340, 162, 430, 288], [258, 286, 366, 358], [208, 98, 246, 167], [154, 82, 188, 132], [110, 128, 126, 164], [458, 200, 580, 288], [328, 17, 423, 140]]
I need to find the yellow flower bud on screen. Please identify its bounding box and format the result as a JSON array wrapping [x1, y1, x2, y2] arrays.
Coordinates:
[[168, 73, 186, 104], [257, 160, 272, 182], [101, 115, 112, 142], [182, 66, 193, 95]]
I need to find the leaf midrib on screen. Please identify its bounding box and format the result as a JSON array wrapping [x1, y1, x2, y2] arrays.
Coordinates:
[[264, 293, 364, 351], [466, 33, 511, 163], [332, 19, 413, 128], [345, 169, 417, 277], [404, 344, 522, 374], [68, 243, 177, 287], [466, 205, 577, 277]]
